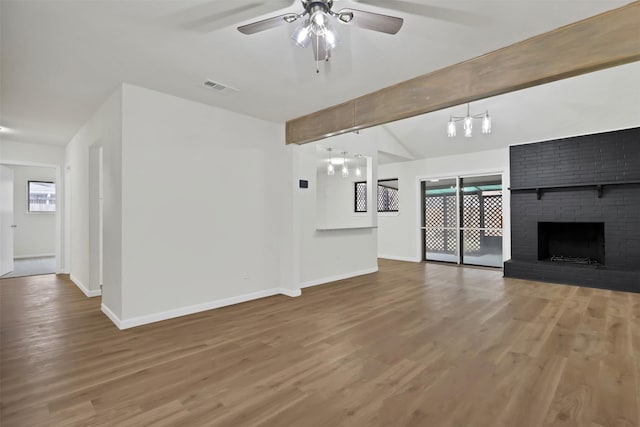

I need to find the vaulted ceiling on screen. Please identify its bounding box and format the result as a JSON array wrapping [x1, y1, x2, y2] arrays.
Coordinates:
[[0, 0, 634, 148]]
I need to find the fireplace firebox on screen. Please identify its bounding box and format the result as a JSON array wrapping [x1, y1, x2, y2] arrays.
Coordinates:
[[538, 222, 605, 265]]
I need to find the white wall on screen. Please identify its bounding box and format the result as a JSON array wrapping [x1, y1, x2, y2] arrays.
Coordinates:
[[294, 134, 379, 287], [65, 87, 123, 310], [0, 139, 65, 270], [119, 84, 294, 321], [316, 158, 370, 229], [7, 165, 56, 257], [377, 148, 511, 262]]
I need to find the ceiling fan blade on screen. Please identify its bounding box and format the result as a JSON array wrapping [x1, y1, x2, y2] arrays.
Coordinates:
[[170, 1, 295, 33], [353, 0, 485, 26], [338, 8, 403, 34], [238, 13, 298, 34]]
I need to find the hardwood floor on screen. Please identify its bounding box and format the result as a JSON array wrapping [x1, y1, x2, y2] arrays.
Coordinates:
[[1, 260, 639, 426]]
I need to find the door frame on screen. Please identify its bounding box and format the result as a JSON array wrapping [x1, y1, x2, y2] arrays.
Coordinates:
[[415, 168, 510, 265], [0, 160, 64, 273]]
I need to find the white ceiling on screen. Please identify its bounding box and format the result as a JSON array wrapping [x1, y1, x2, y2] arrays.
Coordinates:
[[0, 0, 634, 147]]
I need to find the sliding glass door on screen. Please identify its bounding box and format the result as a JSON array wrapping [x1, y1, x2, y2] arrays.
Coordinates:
[[422, 178, 458, 263], [422, 174, 503, 268], [460, 175, 503, 267]]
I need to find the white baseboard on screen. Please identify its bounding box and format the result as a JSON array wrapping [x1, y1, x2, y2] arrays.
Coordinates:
[[14, 253, 55, 259], [70, 274, 102, 298], [378, 254, 422, 263], [300, 267, 379, 289], [102, 287, 301, 330], [101, 303, 122, 329], [279, 288, 302, 297]]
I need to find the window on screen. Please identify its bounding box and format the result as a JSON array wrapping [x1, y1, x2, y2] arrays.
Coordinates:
[[354, 179, 399, 213], [377, 179, 399, 212], [28, 181, 56, 212], [354, 181, 367, 212]]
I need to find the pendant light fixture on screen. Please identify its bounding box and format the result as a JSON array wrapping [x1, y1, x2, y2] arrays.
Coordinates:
[[327, 148, 335, 175], [447, 103, 492, 138], [341, 151, 349, 177], [354, 154, 363, 177]]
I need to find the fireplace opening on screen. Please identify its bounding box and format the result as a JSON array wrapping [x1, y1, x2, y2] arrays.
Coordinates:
[[538, 222, 605, 265]]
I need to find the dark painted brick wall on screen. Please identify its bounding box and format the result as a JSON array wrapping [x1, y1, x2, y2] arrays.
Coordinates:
[[506, 127, 640, 291], [510, 127, 640, 188]]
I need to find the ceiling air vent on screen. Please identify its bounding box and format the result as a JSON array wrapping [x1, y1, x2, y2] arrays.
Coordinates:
[[204, 80, 226, 91]]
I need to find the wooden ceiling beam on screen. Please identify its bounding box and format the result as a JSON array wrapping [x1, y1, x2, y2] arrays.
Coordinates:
[[286, 2, 640, 145]]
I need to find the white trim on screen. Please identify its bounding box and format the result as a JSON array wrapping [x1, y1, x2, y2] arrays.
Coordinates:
[[102, 288, 301, 330], [14, 253, 55, 259], [70, 274, 101, 298], [300, 267, 379, 289], [378, 254, 421, 263], [101, 303, 122, 329], [279, 288, 302, 297]]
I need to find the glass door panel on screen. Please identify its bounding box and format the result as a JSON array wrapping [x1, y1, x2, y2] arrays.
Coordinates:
[[460, 175, 503, 267], [422, 178, 458, 263]]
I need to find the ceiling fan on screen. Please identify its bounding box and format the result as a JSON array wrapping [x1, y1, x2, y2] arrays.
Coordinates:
[[237, 0, 403, 72]]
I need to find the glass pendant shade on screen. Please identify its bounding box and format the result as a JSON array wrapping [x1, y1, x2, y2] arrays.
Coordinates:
[[291, 20, 311, 48], [327, 163, 335, 176], [310, 11, 329, 32], [355, 167, 362, 177], [341, 152, 349, 177], [447, 119, 456, 137], [463, 116, 473, 138], [323, 23, 339, 49], [482, 113, 492, 134]]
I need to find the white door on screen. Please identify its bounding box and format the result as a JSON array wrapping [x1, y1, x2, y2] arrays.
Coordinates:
[[0, 165, 15, 276]]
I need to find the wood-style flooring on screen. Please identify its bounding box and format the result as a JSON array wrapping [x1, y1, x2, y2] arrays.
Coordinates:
[[2, 259, 640, 426]]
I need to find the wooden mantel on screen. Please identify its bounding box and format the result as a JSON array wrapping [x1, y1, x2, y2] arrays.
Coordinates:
[[286, 1, 640, 145]]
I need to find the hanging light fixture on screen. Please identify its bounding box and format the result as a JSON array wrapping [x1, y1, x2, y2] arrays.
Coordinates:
[[447, 103, 492, 138], [327, 148, 335, 175], [341, 151, 349, 177], [289, 2, 342, 73], [354, 154, 363, 177]]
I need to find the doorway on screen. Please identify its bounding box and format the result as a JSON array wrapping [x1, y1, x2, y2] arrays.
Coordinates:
[[0, 163, 60, 278], [421, 174, 503, 268]]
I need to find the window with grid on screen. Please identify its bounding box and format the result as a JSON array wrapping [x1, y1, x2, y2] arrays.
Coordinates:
[[28, 181, 56, 212]]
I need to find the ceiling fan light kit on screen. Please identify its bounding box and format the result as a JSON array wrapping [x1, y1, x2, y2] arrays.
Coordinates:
[[238, 0, 403, 73]]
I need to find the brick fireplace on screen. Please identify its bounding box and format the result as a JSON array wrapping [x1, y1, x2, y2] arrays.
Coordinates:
[[504, 127, 640, 292]]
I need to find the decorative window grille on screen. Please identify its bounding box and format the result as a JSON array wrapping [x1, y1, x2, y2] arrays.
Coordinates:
[[28, 181, 56, 212], [424, 194, 457, 253], [378, 179, 399, 212], [483, 193, 503, 236], [463, 194, 481, 252], [355, 179, 400, 213], [354, 182, 367, 212]]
